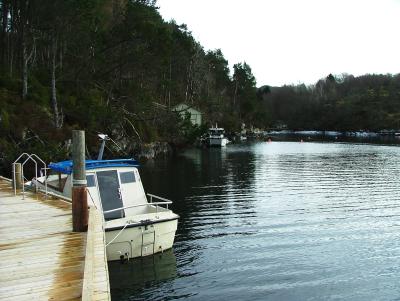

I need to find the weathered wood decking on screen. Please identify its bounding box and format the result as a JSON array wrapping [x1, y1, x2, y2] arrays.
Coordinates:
[[0, 177, 110, 301], [82, 205, 110, 301]]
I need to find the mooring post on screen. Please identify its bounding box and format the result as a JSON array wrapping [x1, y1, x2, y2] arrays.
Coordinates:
[[13, 163, 23, 190], [72, 130, 88, 232]]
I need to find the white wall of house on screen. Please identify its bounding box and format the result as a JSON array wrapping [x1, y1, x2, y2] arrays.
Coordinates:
[[173, 103, 202, 126]]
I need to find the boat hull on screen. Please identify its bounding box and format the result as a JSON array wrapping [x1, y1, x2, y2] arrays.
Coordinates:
[[208, 137, 228, 147], [105, 218, 178, 261]]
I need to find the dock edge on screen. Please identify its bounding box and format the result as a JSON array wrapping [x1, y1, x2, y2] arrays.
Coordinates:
[[82, 206, 111, 301]]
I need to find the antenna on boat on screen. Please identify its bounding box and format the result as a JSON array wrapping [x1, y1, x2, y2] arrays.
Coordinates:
[[97, 134, 110, 160]]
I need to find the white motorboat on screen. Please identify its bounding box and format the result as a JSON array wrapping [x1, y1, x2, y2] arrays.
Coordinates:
[[207, 125, 229, 147], [32, 158, 179, 261]]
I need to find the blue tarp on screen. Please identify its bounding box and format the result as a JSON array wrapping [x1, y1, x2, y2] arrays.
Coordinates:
[[48, 159, 139, 174]]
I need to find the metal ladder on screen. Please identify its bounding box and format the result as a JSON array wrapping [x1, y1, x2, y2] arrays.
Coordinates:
[[12, 153, 47, 199], [141, 225, 156, 256]]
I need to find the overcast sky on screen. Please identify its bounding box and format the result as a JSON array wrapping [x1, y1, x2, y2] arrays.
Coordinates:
[[156, 0, 400, 87]]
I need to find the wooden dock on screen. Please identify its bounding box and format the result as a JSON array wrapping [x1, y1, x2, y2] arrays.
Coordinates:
[[0, 177, 111, 301]]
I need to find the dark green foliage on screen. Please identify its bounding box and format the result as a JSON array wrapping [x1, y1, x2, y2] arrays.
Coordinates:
[[0, 0, 265, 163], [262, 74, 400, 131], [177, 112, 207, 145], [1, 0, 399, 177]]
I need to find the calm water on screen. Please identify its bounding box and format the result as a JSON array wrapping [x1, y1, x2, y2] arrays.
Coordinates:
[[109, 142, 400, 301]]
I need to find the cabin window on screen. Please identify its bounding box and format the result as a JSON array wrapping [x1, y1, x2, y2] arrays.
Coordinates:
[[120, 171, 136, 184], [86, 175, 96, 187], [97, 170, 125, 220]]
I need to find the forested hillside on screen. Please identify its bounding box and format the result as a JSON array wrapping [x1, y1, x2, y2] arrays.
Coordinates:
[[0, 0, 263, 172], [0, 0, 399, 175], [263, 73, 400, 131]]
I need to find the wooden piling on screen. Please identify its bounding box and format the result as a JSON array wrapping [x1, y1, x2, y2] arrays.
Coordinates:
[[13, 162, 22, 189], [72, 130, 88, 232]]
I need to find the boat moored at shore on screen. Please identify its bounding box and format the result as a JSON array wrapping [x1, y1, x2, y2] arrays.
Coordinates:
[[32, 158, 179, 261], [207, 125, 229, 147]]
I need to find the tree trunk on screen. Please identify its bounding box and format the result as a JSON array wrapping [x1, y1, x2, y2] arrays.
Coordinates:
[[20, 0, 32, 99], [8, 1, 14, 76], [233, 79, 238, 107], [22, 37, 28, 99], [206, 64, 211, 98], [51, 39, 60, 128], [1, 0, 9, 66], [9, 39, 13, 76], [168, 60, 171, 108]]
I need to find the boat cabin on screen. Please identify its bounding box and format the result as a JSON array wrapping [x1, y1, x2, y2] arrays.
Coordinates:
[[209, 127, 225, 137], [43, 159, 149, 220]]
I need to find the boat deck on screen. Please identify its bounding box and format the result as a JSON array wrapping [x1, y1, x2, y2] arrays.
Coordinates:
[[0, 177, 110, 301]]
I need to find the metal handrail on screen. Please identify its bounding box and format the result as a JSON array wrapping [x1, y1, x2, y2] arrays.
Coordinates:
[[22, 154, 47, 199], [31, 154, 48, 195], [12, 153, 30, 196], [13, 153, 47, 199], [22, 156, 37, 198], [103, 201, 172, 214], [147, 193, 172, 203]]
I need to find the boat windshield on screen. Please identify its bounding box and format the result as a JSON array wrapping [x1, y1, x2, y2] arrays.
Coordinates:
[[41, 171, 68, 192], [209, 129, 224, 135], [97, 170, 125, 220]]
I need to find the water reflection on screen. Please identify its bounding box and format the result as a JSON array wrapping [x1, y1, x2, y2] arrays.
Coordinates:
[[112, 142, 400, 301], [108, 250, 178, 300], [140, 146, 258, 243]]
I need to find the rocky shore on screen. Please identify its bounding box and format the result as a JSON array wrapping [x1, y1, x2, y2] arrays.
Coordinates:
[[129, 142, 173, 160]]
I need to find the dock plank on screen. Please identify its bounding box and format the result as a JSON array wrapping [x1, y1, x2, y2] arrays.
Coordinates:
[[0, 178, 110, 301]]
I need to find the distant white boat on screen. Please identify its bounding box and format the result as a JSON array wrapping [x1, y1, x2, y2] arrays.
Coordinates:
[[207, 124, 229, 147], [294, 130, 323, 136], [324, 131, 343, 137]]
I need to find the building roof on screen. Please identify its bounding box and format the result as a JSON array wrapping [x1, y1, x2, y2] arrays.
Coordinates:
[[172, 103, 202, 115], [48, 159, 139, 174]]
